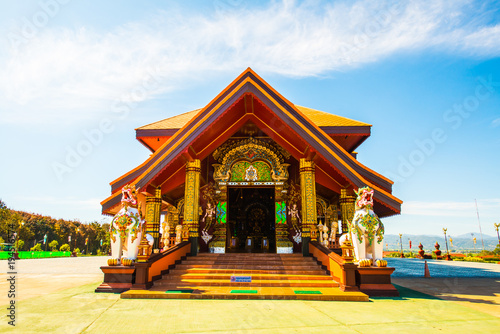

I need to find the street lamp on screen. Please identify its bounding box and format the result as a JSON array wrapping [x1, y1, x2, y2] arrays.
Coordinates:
[[494, 223, 500, 246], [16, 221, 24, 251], [408, 238, 412, 257], [74, 228, 79, 251], [443, 228, 451, 260], [399, 233, 404, 258], [13, 220, 25, 260]]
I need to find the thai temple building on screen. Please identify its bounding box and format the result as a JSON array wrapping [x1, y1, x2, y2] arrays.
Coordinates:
[[98, 68, 402, 300]]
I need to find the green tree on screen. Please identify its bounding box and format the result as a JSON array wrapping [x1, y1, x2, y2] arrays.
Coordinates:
[[0, 201, 13, 241], [0, 236, 4, 251], [31, 243, 42, 251], [60, 244, 71, 252], [16, 240, 24, 251], [49, 240, 58, 251]]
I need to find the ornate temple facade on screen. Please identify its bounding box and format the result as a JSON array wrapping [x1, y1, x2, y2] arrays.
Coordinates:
[[101, 68, 402, 257]]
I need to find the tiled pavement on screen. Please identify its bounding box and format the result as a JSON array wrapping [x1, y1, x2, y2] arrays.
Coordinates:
[[1, 256, 499, 333]]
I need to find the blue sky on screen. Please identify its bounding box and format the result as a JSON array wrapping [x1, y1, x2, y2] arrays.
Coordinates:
[[0, 0, 499, 239]]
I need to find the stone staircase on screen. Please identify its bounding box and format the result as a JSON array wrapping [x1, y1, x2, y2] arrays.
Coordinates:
[[121, 253, 368, 301]]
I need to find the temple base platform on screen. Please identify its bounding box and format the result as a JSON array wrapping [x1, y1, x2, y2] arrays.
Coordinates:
[[120, 253, 368, 301], [356, 267, 399, 297], [95, 266, 135, 293]]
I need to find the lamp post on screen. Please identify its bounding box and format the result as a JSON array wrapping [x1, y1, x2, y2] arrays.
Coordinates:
[[16, 221, 24, 251], [399, 233, 404, 258], [74, 228, 79, 251], [443, 228, 451, 260], [13, 220, 25, 260], [494, 223, 500, 246]]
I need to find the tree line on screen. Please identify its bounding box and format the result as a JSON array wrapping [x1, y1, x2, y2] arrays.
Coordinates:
[[0, 199, 110, 254]]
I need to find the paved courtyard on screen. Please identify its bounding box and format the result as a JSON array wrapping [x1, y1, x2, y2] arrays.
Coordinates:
[[388, 257, 500, 278], [1, 256, 499, 333]]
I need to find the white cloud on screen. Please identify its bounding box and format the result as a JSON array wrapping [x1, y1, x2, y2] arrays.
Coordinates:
[[12, 195, 101, 209], [492, 118, 500, 127], [1, 0, 499, 125], [403, 198, 500, 218]]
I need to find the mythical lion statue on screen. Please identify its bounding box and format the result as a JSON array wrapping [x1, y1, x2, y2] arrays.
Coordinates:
[[110, 185, 145, 262], [346, 186, 385, 267]]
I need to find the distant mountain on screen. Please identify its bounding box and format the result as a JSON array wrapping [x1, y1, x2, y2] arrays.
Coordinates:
[[454, 233, 497, 240], [383, 234, 499, 252]]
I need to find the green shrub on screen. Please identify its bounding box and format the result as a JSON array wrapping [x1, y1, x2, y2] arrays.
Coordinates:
[[464, 256, 484, 262], [385, 252, 401, 257], [59, 244, 71, 252], [74, 248, 81, 254], [479, 250, 493, 256], [31, 243, 42, 252], [493, 245, 500, 255], [49, 240, 58, 251]]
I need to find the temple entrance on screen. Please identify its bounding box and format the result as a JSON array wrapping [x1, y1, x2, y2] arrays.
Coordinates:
[[227, 187, 275, 252]]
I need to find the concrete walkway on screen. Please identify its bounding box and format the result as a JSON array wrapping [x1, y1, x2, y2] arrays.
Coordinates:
[[1, 257, 499, 333]]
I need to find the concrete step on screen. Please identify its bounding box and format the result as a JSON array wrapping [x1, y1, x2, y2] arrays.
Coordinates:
[[196, 253, 304, 257], [167, 268, 326, 275], [174, 264, 321, 270], [161, 273, 334, 281], [153, 279, 339, 288], [180, 260, 316, 265], [122, 286, 369, 301], [147, 252, 347, 299]]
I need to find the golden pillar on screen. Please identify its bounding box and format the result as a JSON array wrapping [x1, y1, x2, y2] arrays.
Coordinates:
[[275, 184, 289, 250], [213, 183, 227, 252], [145, 186, 162, 250], [184, 159, 201, 254], [340, 188, 355, 234], [300, 159, 317, 255]]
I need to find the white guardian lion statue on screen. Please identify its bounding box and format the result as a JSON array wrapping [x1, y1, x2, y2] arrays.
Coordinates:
[[348, 187, 385, 267], [110, 184, 145, 262]]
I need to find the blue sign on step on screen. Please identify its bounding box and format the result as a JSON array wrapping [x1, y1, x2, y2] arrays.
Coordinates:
[[230, 276, 252, 282]]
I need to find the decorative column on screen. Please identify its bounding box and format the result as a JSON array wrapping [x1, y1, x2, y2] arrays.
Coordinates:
[[184, 159, 201, 255], [166, 205, 179, 246], [275, 184, 292, 253], [145, 186, 161, 251], [300, 159, 317, 256], [326, 203, 339, 248], [211, 182, 227, 253], [340, 188, 355, 234]]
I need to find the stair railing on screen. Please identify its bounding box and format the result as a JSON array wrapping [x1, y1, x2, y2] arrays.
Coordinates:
[[133, 241, 191, 289], [309, 241, 359, 292]]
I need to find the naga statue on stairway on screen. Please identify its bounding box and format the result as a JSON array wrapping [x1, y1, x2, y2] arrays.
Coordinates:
[[348, 186, 385, 267], [110, 184, 146, 262]]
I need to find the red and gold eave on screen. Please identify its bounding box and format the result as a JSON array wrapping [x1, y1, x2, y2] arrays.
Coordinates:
[[101, 68, 402, 217], [136, 106, 371, 153]]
